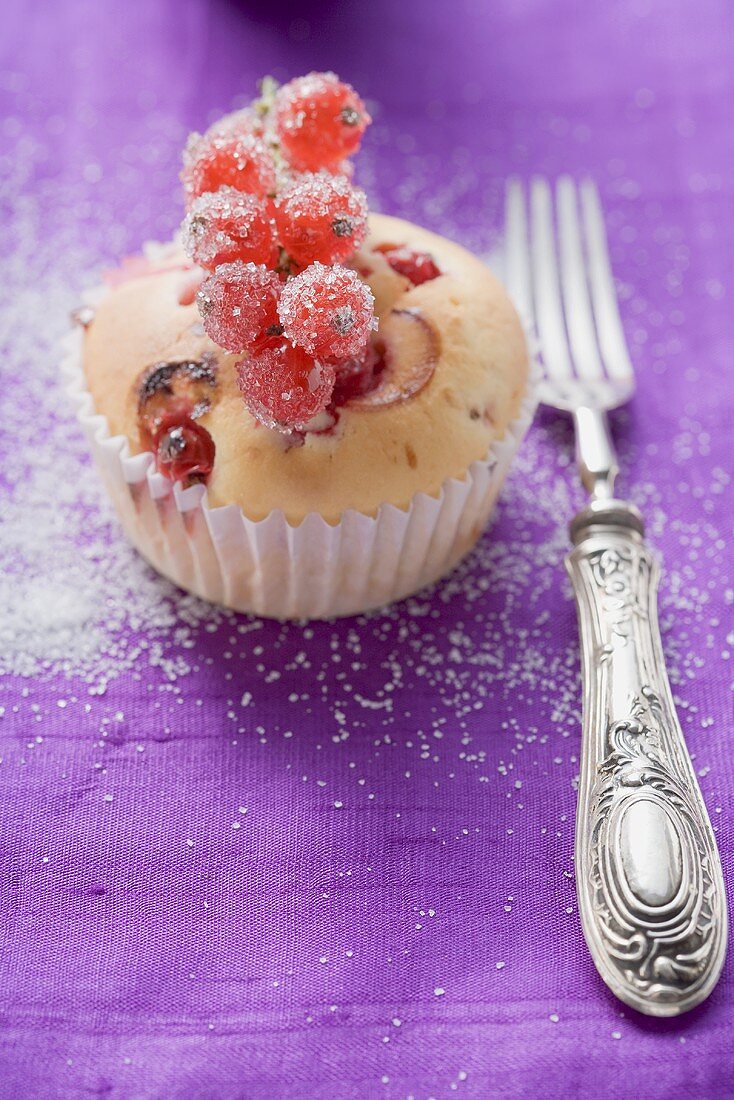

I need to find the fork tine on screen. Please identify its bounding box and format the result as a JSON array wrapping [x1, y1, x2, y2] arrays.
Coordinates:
[[579, 180, 635, 385], [529, 177, 574, 382], [556, 177, 605, 382], [504, 178, 533, 323]]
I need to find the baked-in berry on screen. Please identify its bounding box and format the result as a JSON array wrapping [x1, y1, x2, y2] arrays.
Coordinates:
[[377, 244, 441, 286], [331, 342, 384, 404], [154, 413, 216, 484], [274, 72, 370, 172], [181, 131, 276, 206], [347, 307, 440, 409], [197, 262, 283, 353], [236, 343, 336, 430], [137, 357, 218, 444], [274, 174, 368, 266], [182, 188, 278, 271], [278, 262, 375, 359]]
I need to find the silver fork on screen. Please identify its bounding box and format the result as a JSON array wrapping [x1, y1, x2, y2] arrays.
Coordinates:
[[504, 177, 727, 1017]]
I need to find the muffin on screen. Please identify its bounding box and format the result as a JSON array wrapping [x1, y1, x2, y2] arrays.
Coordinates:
[[65, 73, 534, 619]]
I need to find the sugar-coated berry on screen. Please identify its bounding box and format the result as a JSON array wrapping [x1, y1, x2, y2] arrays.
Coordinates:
[[274, 174, 368, 266], [275, 72, 371, 172], [197, 262, 283, 353], [278, 262, 375, 360], [378, 245, 441, 286], [236, 343, 336, 430], [182, 188, 278, 271], [205, 107, 265, 141], [154, 413, 216, 484], [181, 130, 276, 206]]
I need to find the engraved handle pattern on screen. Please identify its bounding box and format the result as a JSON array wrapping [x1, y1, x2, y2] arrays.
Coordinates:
[[566, 511, 727, 1016]]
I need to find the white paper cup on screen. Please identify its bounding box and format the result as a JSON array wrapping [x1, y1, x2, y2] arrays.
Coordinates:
[[62, 279, 538, 620]]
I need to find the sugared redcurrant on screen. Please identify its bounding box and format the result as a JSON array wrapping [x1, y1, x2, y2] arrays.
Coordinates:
[[274, 174, 368, 267], [278, 262, 375, 360], [236, 343, 336, 430], [274, 72, 371, 172], [205, 107, 264, 142], [182, 189, 278, 271], [197, 262, 283, 353], [181, 131, 276, 206]]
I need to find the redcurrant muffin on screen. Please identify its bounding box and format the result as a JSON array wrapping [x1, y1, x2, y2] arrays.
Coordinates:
[[65, 73, 535, 619]]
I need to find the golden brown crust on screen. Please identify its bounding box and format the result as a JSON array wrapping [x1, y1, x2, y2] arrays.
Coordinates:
[[83, 213, 529, 524]]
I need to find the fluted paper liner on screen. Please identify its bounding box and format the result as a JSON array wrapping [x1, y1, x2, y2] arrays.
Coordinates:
[[62, 280, 538, 620]]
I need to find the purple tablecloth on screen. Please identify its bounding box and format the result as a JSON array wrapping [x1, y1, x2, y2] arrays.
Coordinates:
[[1, 2, 733, 1096]]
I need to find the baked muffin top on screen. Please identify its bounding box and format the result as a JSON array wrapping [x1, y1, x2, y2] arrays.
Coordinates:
[[83, 212, 529, 524]]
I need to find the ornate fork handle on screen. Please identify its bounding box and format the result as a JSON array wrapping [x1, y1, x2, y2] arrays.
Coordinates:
[[566, 498, 727, 1016]]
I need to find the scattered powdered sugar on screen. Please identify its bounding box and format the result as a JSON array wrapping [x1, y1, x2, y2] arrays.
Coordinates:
[[0, 577, 102, 674]]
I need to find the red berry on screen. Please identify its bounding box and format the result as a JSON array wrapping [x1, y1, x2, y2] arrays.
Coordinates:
[[236, 343, 336, 430], [377, 245, 441, 286], [182, 189, 278, 271], [278, 262, 375, 359], [197, 262, 283, 353], [154, 413, 216, 484], [331, 343, 384, 404], [275, 72, 371, 172], [137, 357, 218, 446], [274, 174, 368, 266], [205, 107, 264, 142], [181, 131, 276, 206]]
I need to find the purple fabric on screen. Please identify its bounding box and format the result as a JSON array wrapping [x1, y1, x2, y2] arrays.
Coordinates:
[[1, 1, 733, 1096]]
